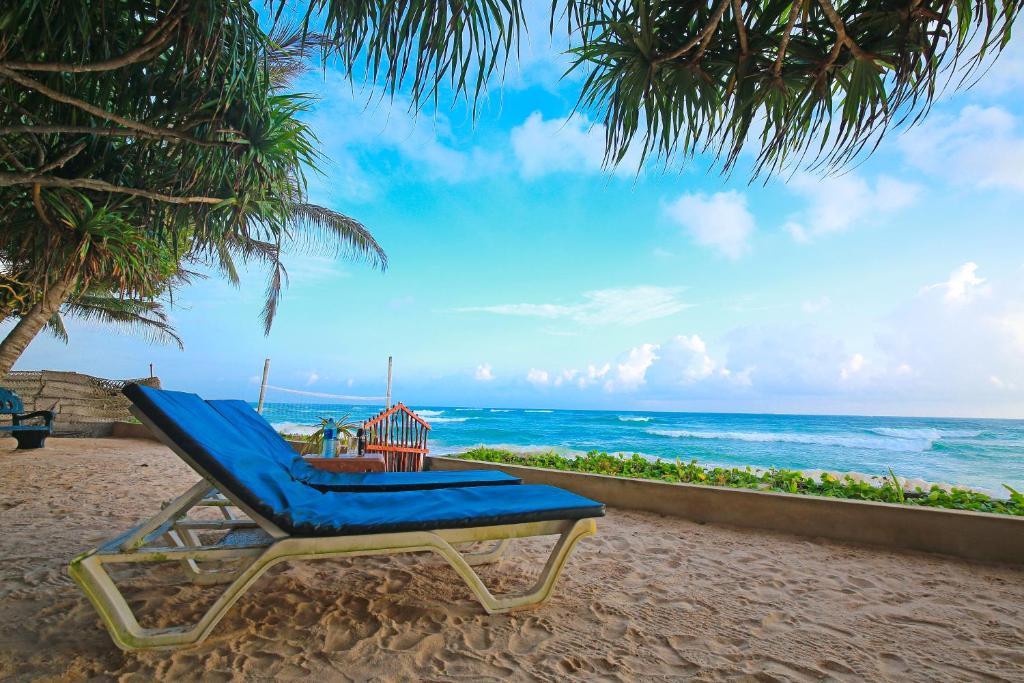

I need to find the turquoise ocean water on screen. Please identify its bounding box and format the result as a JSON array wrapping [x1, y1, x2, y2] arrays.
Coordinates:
[[259, 403, 1024, 494]]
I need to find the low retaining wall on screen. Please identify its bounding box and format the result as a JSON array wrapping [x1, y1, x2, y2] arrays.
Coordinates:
[[110, 422, 159, 441], [428, 455, 1024, 566]]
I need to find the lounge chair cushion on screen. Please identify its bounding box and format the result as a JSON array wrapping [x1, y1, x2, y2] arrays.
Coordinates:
[[206, 399, 522, 491], [124, 384, 604, 536]]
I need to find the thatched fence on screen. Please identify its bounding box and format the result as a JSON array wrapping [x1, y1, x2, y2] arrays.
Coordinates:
[[3, 371, 160, 436]]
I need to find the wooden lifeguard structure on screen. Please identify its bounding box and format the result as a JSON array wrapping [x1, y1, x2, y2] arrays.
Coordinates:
[[361, 403, 431, 472]]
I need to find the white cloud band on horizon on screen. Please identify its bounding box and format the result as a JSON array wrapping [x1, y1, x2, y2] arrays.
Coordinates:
[[457, 286, 691, 326]]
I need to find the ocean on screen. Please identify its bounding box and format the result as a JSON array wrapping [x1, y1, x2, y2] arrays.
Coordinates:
[[260, 403, 1024, 494]]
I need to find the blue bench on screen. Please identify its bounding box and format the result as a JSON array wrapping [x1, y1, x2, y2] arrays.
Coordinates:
[[0, 388, 54, 449]]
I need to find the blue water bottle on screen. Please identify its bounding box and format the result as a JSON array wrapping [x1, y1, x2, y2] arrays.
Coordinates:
[[322, 418, 337, 458]]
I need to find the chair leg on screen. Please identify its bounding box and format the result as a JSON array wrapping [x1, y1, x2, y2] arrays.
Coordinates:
[[70, 519, 597, 650], [428, 519, 596, 613], [460, 539, 509, 566]]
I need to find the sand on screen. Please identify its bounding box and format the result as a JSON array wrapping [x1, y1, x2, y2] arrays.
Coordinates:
[[0, 437, 1022, 682]]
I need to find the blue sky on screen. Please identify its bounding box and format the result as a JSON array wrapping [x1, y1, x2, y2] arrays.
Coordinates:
[[8, 14, 1024, 417]]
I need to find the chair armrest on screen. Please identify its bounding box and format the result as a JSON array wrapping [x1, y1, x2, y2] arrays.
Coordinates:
[[12, 410, 55, 427]]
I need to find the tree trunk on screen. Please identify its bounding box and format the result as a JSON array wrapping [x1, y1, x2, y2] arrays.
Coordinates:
[[0, 272, 78, 377]]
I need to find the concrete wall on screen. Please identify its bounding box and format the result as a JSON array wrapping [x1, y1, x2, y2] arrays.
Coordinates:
[[429, 455, 1024, 566], [110, 422, 159, 441]]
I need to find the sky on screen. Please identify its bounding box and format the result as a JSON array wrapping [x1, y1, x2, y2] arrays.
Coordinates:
[[7, 10, 1024, 418]]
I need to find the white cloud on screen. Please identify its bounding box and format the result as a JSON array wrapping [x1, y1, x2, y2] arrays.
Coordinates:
[[802, 296, 831, 314], [783, 173, 921, 242], [474, 363, 495, 381], [608, 343, 660, 391], [899, 105, 1024, 192], [510, 112, 641, 178], [553, 369, 579, 387], [299, 71, 501, 203], [526, 368, 549, 386], [305, 372, 320, 386], [663, 191, 755, 259], [458, 286, 690, 326], [921, 262, 989, 303], [839, 353, 865, 381]]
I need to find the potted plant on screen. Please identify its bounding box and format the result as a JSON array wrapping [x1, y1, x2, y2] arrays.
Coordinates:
[[304, 414, 361, 456]]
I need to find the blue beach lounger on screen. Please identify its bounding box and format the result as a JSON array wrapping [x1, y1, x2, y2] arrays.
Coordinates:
[[69, 384, 604, 651], [206, 398, 520, 492]]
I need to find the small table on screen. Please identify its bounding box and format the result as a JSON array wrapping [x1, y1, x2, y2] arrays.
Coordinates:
[[303, 455, 386, 473]]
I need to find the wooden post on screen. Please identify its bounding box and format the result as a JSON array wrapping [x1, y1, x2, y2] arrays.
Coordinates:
[[385, 355, 393, 411], [256, 358, 271, 414]]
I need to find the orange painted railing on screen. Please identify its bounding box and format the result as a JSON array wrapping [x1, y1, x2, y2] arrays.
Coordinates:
[[362, 403, 431, 472]]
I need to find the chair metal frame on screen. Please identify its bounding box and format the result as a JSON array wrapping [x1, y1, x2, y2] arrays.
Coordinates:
[[68, 408, 598, 651]]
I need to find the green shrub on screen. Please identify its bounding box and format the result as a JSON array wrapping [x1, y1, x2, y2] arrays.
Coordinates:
[[457, 448, 1023, 517]]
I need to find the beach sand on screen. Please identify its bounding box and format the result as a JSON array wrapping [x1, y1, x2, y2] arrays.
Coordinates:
[[1, 437, 1022, 681]]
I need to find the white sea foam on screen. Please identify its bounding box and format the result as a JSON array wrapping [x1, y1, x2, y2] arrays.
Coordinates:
[[618, 415, 652, 422], [490, 409, 512, 413], [428, 416, 473, 423], [868, 427, 983, 440], [270, 422, 317, 436], [415, 409, 445, 417], [454, 408, 479, 412], [524, 410, 554, 413], [646, 428, 934, 453]]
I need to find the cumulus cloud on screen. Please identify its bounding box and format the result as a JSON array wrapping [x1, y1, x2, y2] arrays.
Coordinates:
[[474, 364, 495, 381], [299, 71, 501, 203], [497, 266, 1023, 415], [510, 112, 641, 178], [802, 296, 831, 314], [608, 343, 660, 391], [899, 105, 1024, 192], [457, 286, 691, 326], [839, 353, 866, 381], [921, 262, 989, 303], [663, 190, 755, 259], [782, 173, 921, 242], [526, 368, 549, 385]]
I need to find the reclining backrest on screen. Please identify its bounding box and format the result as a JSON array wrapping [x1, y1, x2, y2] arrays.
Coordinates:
[[122, 384, 318, 523], [206, 400, 299, 463], [207, 399, 339, 483]]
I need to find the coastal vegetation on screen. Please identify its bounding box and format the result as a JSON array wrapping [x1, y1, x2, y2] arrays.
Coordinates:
[[458, 448, 1024, 516]]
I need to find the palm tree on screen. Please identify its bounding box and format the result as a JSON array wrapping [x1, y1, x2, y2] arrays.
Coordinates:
[[211, 24, 388, 334], [0, 3, 386, 373], [298, 0, 1020, 177]]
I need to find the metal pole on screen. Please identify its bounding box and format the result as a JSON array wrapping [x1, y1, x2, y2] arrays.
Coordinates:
[[256, 358, 271, 414], [385, 355, 393, 410], [148, 363, 154, 378]]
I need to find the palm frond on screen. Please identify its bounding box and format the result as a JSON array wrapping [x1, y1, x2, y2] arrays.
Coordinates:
[[292, 0, 527, 109], [266, 22, 327, 89], [62, 294, 184, 350], [286, 203, 387, 270], [44, 312, 69, 343], [260, 257, 289, 335]]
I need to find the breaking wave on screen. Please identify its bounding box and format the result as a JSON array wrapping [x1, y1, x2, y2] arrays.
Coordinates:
[[868, 427, 983, 440], [270, 422, 317, 436], [618, 416, 652, 422], [646, 429, 935, 453]]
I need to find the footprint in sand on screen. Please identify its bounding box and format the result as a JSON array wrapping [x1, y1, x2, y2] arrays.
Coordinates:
[[507, 616, 554, 655]]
